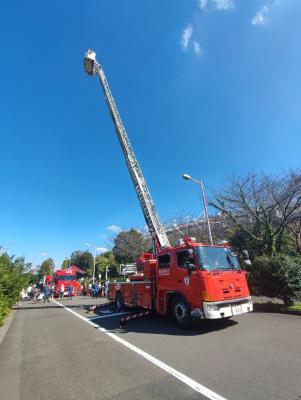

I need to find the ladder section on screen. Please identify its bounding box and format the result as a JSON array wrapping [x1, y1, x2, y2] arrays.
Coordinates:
[[84, 50, 170, 249]]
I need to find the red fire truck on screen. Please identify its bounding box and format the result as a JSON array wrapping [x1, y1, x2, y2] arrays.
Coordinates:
[[46, 267, 82, 297], [84, 50, 253, 328], [107, 240, 252, 327]]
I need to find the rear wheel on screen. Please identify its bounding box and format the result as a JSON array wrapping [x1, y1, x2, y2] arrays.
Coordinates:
[[171, 296, 193, 329], [115, 292, 124, 312]]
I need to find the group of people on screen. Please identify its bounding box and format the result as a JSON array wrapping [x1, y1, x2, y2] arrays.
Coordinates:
[[88, 282, 108, 299], [20, 283, 55, 303], [20, 281, 107, 302], [58, 283, 74, 300]]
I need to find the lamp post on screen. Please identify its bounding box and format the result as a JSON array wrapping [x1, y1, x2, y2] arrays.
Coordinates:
[[182, 174, 213, 245], [84, 243, 97, 284]]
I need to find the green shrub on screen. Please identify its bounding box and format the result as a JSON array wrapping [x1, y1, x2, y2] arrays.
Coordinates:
[[248, 254, 301, 305], [0, 254, 29, 325]]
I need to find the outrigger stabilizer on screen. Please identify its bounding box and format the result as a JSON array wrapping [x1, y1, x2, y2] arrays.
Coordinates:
[[87, 301, 115, 313], [119, 310, 152, 328]]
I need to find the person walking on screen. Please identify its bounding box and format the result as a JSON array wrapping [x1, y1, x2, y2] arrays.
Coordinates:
[[27, 284, 32, 299], [50, 283, 54, 299], [67, 285, 73, 300], [60, 283, 65, 298], [43, 284, 50, 303], [92, 283, 98, 299]]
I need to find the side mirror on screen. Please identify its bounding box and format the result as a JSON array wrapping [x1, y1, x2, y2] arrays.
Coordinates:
[[242, 250, 251, 266], [187, 263, 196, 274], [242, 250, 250, 260]]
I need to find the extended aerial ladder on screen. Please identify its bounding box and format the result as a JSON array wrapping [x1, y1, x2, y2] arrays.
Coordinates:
[[84, 49, 170, 249]]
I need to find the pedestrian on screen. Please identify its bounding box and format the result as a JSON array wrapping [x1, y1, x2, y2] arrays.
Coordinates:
[[60, 283, 65, 298], [20, 288, 26, 301], [92, 283, 99, 299], [43, 284, 50, 303], [67, 285, 73, 300], [27, 284, 33, 301], [50, 284, 54, 299]]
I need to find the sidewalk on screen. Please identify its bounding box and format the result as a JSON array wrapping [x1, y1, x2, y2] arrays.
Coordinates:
[[0, 310, 16, 347]]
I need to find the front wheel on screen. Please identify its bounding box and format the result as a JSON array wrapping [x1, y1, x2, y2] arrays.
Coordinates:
[[115, 292, 124, 312], [171, 296, 193, 329]]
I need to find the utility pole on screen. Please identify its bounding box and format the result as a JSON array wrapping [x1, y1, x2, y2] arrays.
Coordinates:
[[183, 174, 213, 246]]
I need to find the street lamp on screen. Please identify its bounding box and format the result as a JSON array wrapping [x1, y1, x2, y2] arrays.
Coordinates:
[[182, 174, 213, 245], [84, 243, 102, 284]]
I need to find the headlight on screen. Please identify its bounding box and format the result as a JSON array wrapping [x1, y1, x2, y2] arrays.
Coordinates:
[[206, 304, 219, 311]]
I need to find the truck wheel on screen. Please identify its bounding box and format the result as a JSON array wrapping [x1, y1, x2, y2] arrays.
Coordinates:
[[171, 296, 193, 329], [115, 292, 124, 312]]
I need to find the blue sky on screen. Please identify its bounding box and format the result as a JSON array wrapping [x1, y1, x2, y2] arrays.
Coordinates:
[[1, 0, 300, 268]]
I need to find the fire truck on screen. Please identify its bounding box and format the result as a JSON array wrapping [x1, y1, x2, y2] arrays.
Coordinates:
[[83, 50, 253, 327], [46, 267, 82, 297]]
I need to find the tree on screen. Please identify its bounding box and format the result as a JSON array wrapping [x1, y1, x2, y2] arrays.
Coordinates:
[[113, 229, 146, 264], [0, 254, 29, 325], [61, 259, 69, 269], [249, 254, 301, 305], [95, 251, 119, 279], [210, 171, 301, 256], [39, 258, 55, 278], [70, 251, 93, 276]]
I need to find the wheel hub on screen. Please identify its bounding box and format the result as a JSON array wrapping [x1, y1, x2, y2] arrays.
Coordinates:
[[175, 302, 187, 322]]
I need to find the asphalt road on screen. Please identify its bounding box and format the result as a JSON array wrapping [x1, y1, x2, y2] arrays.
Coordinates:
[[0, 296, 300, 400]]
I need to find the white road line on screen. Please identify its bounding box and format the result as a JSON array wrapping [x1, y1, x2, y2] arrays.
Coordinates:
[[52, 299, 227, 400], [89, 311, 132, 320]]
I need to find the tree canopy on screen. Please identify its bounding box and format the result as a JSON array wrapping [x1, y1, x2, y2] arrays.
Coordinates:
[[112, 229, 146, 264], [39, 258, 55, 278], [210, 171, 301, 256], [95, 251, 119, 279], [70, 251, 93, 276]]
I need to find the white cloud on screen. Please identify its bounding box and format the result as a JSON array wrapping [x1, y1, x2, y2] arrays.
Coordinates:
[[198, 0, 208, 10], [100, 234, 107, 239], [212, 0, 234, 10], [40, 252, 48, 257], [96, 247, 108, 253], [193, 40, 203, 57], [181, 24, 193, 50], [107, 224, 122, 233], [252, 5, 269, 26]]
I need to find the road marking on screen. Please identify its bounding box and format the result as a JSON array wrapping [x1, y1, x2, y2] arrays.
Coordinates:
[[52, 299, 227, 400], [89, 311, 132, 320]]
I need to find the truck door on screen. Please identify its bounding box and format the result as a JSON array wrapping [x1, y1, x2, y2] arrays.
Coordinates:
[[156, 253, 171, 313], [174, 249, 200, 303]]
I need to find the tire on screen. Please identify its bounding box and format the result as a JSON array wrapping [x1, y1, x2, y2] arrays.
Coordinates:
[[171, 295, 193, 329], [115, 292, 124, 312]]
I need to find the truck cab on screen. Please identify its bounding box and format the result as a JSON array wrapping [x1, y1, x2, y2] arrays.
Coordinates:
[[155, 236, 252, 326]]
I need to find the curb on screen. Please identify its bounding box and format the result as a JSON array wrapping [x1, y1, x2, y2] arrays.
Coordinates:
[[0, 310, 16, 348], [280, 309, 301, 316]]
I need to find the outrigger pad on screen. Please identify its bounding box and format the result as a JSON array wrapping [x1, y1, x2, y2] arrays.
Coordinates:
[[119, 310, 152, 327], [87, 301, 115, 313]]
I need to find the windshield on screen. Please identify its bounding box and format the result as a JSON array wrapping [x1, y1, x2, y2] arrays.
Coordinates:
[[195, 246, 240, 271], [56, 275, 75, 281]]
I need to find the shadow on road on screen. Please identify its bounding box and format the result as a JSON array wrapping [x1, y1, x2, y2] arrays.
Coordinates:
[[13, 302, 92, 312], [93, 312, 238, 337], [15, 300, 238, 336]]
